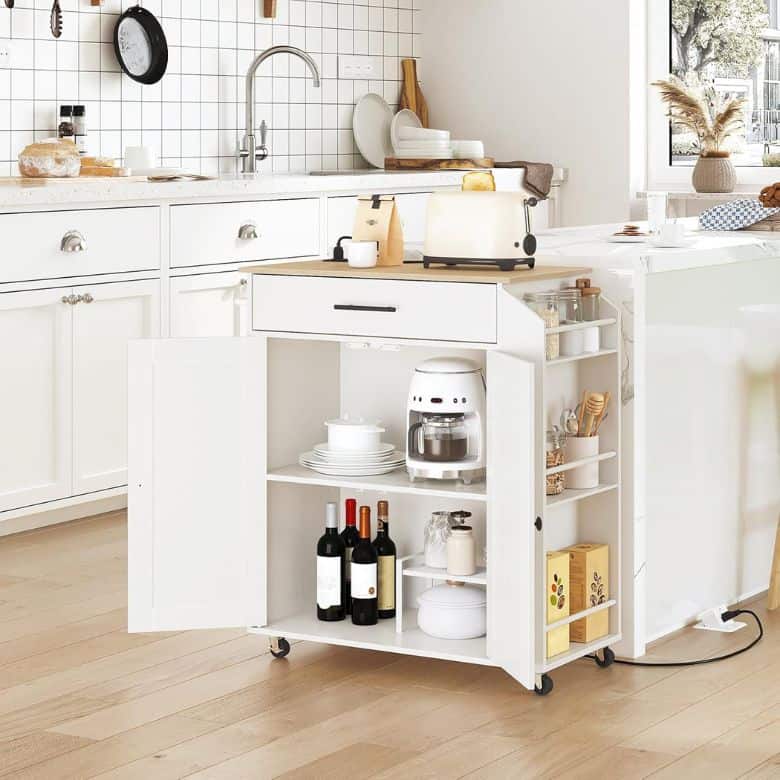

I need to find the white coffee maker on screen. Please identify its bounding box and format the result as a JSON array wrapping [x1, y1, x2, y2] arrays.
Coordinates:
[[406, 357, 486, 484]]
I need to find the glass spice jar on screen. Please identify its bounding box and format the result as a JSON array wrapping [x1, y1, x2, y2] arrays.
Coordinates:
[[557, 288, 583, 324], [524, 292, 560, 360], [545, 429, 566, 496]]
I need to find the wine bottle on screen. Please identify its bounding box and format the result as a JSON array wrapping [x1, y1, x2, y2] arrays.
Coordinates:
[[351, 505, 378, 626], [340, 498, 359, 615], [373, 500, 397, 619], [317, 502, 346, 622]]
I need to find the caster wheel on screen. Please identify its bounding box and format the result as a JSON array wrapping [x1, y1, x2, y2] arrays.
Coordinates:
[[534, 674, 554, 696], [270, 638, 290, 659], [595, 647, 615, 668]]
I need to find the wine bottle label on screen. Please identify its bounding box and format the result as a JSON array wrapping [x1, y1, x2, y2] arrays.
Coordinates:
[[351, 562, 377, 599], [316, 556, 342, 609], [377, 555, 395, 611]]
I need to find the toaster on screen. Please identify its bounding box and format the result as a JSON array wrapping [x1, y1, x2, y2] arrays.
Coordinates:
[[423, 191, 538, 272]]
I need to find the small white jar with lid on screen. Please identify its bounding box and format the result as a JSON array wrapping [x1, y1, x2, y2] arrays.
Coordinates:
[[447, 525, 477, 576]]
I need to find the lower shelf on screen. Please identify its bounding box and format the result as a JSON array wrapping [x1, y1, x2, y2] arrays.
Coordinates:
[[538, 632, 622, 674], [249, 609, 493, 667]]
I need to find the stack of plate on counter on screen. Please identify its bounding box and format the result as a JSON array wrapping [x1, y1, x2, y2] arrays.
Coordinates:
[[392, 110, 452, 159], [299, 416, 405, 477]]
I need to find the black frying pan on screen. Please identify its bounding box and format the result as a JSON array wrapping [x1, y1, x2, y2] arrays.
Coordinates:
[[114, 6, 168, 85]]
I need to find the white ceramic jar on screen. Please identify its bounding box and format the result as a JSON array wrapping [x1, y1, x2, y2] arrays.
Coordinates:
[[446, 525, 477, 576], [417, 583, 486, 640]]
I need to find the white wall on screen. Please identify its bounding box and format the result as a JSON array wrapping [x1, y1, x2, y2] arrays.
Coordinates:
[[421, 0, 643, 226]]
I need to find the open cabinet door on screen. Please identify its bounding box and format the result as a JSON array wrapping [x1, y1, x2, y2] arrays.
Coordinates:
[[128, 338, 266, 632], [486, 351, 536, 688]]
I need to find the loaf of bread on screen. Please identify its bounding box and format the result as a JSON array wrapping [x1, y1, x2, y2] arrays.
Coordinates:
[[18, 138, 81, 178], [760, 182, 780, 208], [462, 171, 496, 192]]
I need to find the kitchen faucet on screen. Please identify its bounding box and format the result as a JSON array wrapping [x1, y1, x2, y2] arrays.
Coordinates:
[[239, 46, 321, 174]]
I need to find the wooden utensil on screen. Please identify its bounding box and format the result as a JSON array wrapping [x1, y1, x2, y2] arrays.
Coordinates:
[[263, 0, 277, 17], [592, 392, 611, 436], [400, 59, 429, 128], [580, 393, 605, 438], [576, 390, 588, 435]]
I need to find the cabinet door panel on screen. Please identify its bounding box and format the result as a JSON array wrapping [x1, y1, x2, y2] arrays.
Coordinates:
[[72, 280, 161, 495], [0, 288, 72, 512], [486, 351, 535, 688], [170, 272, 247, 337], [128, 338, 266, 632]]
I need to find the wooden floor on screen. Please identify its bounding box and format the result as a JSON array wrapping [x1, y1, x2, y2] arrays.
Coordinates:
[[0, 512, 778, 780]]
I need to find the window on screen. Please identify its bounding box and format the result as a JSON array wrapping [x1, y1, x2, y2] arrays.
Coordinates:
[[669, 0, 778, 167]]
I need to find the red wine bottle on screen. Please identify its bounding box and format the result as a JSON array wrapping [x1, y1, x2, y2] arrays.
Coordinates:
[[373, 500, 397, 619], [317, 502, 346, 621], [351, 506, 378, 626], [339, 498, 359, 615]]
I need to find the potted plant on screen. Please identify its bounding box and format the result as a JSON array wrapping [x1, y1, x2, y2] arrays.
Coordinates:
[[653, 76, 746, 193]]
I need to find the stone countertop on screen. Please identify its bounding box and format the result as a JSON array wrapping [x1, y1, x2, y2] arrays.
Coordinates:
[[0, 167, 566, 209]]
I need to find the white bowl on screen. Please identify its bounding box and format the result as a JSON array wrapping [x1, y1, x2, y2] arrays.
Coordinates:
[[451, 140, 485, 159], [324, 416, 385, 452], [417, 583, 487, 640], [398, 127, 451, 141]]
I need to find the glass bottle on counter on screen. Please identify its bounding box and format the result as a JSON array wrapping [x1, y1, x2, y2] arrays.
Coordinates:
[[351, 506, 378, 626], [58, 105, 74, 141], [523, 291, 560, 360], [316, 502, 346, 622], [339, 498, 359, 614], [373, 500, 396, 619], [545, 429, 566, 496]]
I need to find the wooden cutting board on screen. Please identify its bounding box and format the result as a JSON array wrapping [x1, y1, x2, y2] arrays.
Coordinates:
[[385, 157, 495, 171], [400, 59, 429, 128]]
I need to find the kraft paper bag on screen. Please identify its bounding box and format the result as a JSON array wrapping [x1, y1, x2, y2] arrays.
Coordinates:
[[352, 194, 404, 266]]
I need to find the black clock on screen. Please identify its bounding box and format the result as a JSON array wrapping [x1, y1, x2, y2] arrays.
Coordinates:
[[114, 6, 168, 85]]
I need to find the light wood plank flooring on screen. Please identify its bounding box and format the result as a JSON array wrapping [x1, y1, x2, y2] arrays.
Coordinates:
[[0, 510, 778, 779]]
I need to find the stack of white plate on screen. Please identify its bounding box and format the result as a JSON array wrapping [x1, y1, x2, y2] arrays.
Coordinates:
[[299, 442, 406, 477], [392, 111, 452, 159]]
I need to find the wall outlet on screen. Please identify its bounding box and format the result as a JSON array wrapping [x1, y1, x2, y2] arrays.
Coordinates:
[[338, 55, 381, 80], [0, 39, 10, 69]]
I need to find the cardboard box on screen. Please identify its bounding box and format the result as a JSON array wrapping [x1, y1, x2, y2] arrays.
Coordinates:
[[565, 543, 610, 643], [546, 550, 570, 658]]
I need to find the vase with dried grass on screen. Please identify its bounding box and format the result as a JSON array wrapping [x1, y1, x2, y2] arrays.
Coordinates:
[[652, 76, 745, 193]]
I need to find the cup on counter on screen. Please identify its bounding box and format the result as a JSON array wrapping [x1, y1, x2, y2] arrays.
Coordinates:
[[346, 240, 379, 268], [124, 146, 157, 171]]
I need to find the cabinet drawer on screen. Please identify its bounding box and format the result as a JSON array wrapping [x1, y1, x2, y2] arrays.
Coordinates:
[[170, 199, 320, 268], [252, 276, 497, 343], [0, 207, 160, 283]]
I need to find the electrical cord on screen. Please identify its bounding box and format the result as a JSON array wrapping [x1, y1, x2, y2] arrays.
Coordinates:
[[589, 609, 764, 668]]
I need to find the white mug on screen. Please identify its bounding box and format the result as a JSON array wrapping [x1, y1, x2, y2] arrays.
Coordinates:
[[655, 221, 686, 246], [346, 240, 379, 268], [124, 146, 156, 171]]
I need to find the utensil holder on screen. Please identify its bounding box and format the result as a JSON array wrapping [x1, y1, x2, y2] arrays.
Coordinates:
[[565, 436, 600, 489]]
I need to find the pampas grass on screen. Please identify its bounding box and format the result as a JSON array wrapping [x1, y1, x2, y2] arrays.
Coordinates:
[[652, 76, 746, 156]]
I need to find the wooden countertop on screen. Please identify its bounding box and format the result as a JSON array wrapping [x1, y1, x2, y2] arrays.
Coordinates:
[[245, 260, 591, 284]]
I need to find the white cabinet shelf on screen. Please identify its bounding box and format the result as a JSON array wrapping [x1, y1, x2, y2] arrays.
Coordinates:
[[539, 633, 622, 674], [545, 348, 618, 367], [545, 318, 617, 335], [248, 610, 491, 666], [544, 599, 616, 632], [545, 483, 618, 508], [267, 463, 487, 502], [400, 554, 487, 586]]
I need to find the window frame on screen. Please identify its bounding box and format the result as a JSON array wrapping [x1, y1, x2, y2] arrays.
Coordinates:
[[648, 0, 779, 189]]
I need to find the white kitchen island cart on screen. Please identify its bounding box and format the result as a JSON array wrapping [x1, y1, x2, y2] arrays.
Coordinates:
[[128, 261, 622, 695]]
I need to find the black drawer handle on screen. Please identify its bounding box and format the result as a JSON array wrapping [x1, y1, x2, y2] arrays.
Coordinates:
[[334, 304, 397, 313]]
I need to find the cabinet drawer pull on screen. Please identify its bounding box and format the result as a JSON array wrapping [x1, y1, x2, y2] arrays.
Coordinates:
[[238, 223, 259, 241], [81, 293, 94, 304], [60, 230, 87, 253], [61, 293, 80, 305], [333, 304, 397, 313]]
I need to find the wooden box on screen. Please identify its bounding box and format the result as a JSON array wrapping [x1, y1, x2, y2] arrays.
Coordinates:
[[546, 550, 570, 658], [565, 543, 609, 643]]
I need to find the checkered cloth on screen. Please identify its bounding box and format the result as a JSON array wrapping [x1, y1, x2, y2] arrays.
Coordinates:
[[699, 199, 780, 230]]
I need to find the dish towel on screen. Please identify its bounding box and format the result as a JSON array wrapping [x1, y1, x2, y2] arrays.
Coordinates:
[[699, 199, 780, 230], [494, 160, 554, 199]]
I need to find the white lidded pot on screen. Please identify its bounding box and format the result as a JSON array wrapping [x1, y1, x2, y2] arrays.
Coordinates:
[[417, 582, 486, 640], [325, 415, 386, 452]]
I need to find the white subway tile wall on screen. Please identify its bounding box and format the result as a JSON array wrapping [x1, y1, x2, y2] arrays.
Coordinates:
[[0, 0, 422, 176]]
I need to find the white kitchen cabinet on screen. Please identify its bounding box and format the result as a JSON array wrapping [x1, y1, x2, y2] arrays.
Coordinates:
[[128, 263, 622, 694], [170, 272, 249, 337], [72, 279, 160, 495], [0, 288, 72, 512]]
